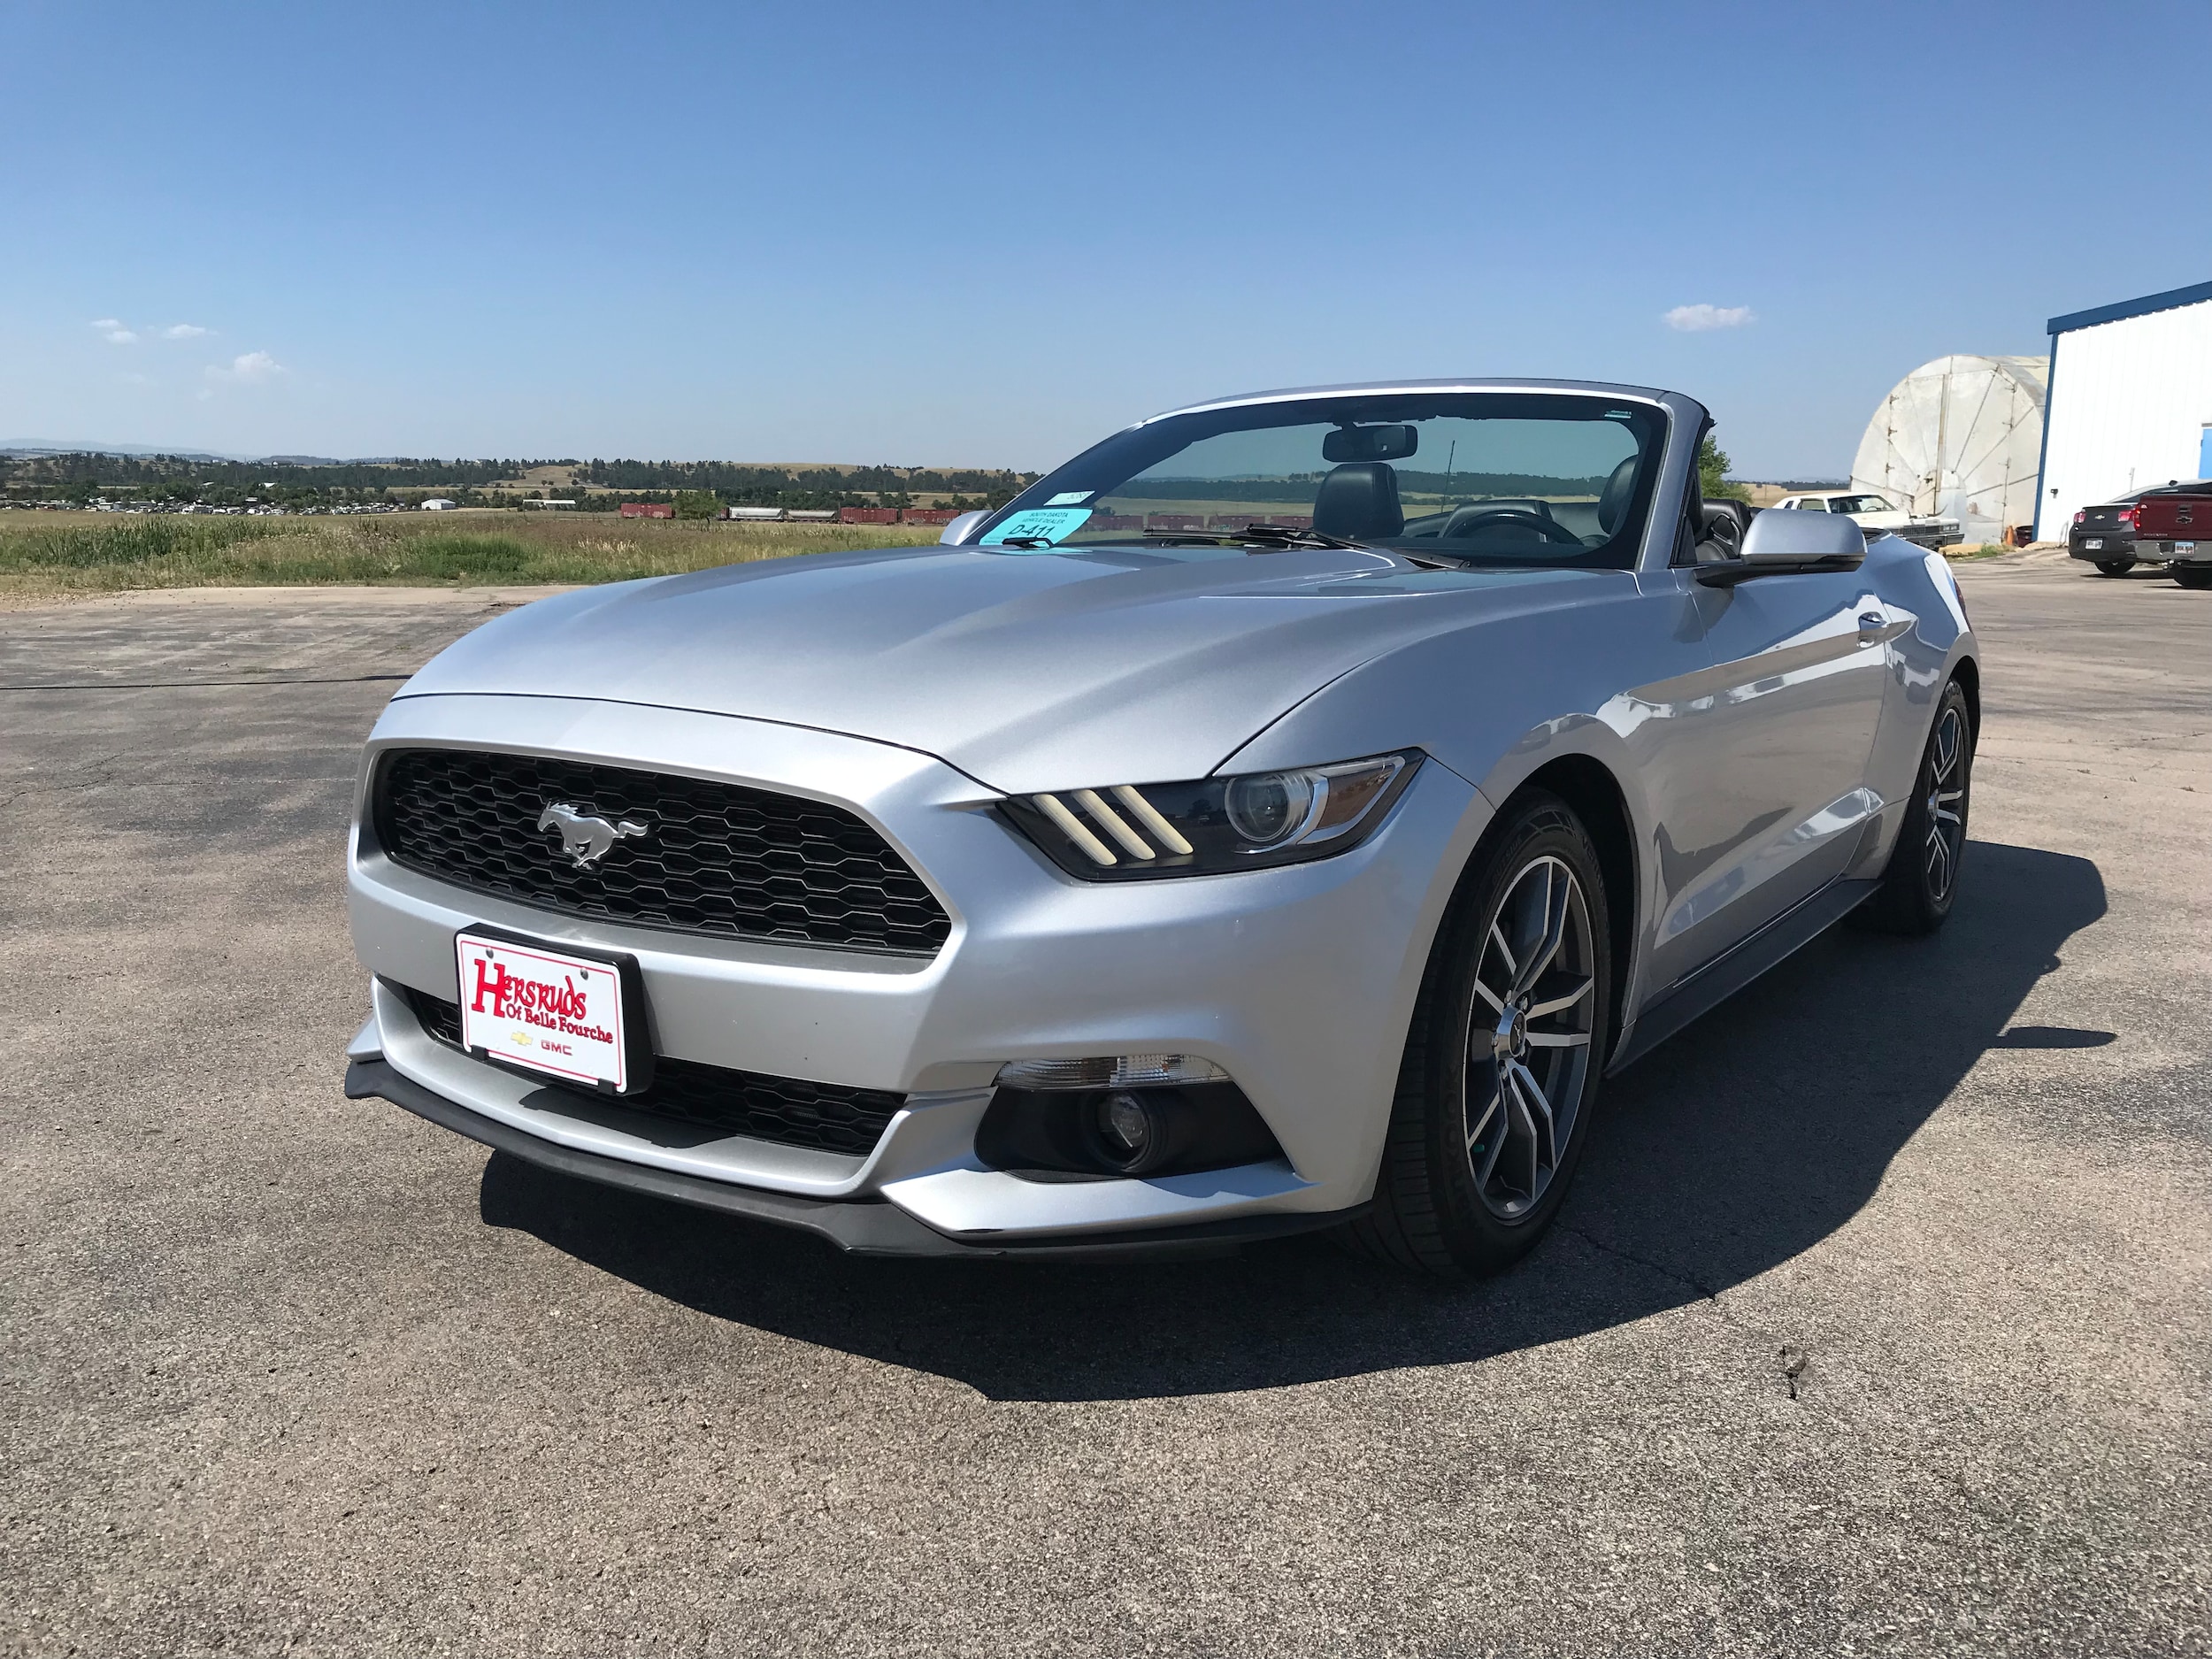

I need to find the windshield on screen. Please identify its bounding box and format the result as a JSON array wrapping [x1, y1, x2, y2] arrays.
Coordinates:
[[970, 392, 1669, 569], [1827, 495, 1897, 514]]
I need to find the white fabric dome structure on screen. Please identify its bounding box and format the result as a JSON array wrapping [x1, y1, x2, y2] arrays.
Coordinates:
[[1850, 355, 2048, 545]]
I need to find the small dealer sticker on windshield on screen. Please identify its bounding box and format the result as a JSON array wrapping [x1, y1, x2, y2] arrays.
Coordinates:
[[981, 507, 1093, 548], [456, 932, 632, 1092]]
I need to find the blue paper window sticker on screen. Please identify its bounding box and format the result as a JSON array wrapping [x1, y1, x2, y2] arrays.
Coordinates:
[[980, 507, 1094, 549]]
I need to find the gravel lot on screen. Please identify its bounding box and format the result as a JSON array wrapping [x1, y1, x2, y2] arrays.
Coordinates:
[[4, 556, 2208, 1656]]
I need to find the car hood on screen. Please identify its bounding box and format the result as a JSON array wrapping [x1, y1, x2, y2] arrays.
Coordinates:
[[398, 543, 1614, 794]]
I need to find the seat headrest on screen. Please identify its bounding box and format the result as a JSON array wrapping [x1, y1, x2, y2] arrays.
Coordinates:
[[1597, 456, 1640, 535], [1311, 463, 1404, 541]]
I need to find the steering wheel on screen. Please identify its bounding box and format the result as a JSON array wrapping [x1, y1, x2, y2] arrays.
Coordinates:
[[1439, 507, 1585, 546]]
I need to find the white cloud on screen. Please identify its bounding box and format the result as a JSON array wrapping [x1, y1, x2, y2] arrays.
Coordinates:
[[1664, 303, 1755, 333], [163, 322, 211, 339], [91, 317, 122, 329], [204, 349, 286, 385], [90, 318, 139, 344]]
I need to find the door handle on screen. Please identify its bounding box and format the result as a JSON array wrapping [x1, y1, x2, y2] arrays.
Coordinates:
[[1856, 610, 1888, 645]]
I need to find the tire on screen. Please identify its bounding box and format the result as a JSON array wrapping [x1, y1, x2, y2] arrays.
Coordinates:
[[2093, 558, 2136, 576], [2175, 566, 2212, 591], [1856, 679, 1973, 936], [1344, 791, 1614, 1277]]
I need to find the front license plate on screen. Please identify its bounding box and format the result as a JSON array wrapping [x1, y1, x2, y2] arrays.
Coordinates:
[[2084, 538, 2104, 549], [455, 930, 647, 1094]]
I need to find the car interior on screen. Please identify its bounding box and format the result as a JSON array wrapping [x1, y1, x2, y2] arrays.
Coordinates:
[[1693, 497, 1755, 564], [1395, 454, 1642, 550]]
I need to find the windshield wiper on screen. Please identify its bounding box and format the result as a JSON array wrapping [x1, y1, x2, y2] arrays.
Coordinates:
[[1140, 523, 1369, 552]]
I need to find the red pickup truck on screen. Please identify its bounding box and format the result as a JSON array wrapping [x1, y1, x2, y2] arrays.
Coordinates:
[[2131, 481, 2212, 590]]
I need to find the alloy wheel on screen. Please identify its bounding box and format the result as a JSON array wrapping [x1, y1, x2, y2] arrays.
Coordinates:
[[1462, 855, 1597, 1220], [1924, 705, 1967, 901]]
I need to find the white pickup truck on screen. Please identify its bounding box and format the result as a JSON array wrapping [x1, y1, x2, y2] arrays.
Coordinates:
[[1773, 490, 1962, 549]]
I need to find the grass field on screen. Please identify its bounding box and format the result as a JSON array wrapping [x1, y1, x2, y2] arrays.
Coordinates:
[[0, 511, 943, 598]]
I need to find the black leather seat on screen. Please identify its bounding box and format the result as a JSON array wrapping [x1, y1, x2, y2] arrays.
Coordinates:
[[1596, 456, 1640, 536], [1704, 499, 1754, 537], [1312, 463, 1405, 541], [1696, 500, 1747, 563]]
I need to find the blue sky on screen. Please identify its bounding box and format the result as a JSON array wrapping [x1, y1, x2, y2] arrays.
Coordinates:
[[4, 0, 2208, 477]]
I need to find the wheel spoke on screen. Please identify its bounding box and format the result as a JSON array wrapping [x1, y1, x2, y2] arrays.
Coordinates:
[[1471, 973, 1506, 1015], [1509, 870, 1571, 1001], [1471, 1077, 1508, 1188], [1487, 918, 1518, 979], [1932, 713, 1960, 783], [1510, 1061, 1557, 1170], [1464, 1073, 1502, 1153], [1525, 1030, 1590, 1048], [1525, 974, 1593, 1018]]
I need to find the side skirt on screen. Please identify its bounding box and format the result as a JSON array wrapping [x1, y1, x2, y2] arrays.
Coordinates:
[[1607, 876, 1878, 1073]]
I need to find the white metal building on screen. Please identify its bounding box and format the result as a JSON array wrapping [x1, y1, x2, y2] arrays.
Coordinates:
[[1850, 355, 2047, 545], [2034, 278, 2212, 541]]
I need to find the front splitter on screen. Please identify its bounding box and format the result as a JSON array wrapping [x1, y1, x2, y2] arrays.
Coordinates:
[[345, 1057, 1363, 1262]]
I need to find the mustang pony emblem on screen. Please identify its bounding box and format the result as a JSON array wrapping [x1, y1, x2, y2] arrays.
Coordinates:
[[535, 802, 649, 868]]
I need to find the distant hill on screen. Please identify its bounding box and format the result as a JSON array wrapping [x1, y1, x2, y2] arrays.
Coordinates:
[[2, 440, 247, 461]]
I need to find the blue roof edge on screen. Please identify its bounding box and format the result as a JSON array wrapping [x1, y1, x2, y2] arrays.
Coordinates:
[[2048, 277, 2212, 335]]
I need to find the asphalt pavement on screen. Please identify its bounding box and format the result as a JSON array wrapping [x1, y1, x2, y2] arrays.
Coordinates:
[[3, 557, 2207, 1656]]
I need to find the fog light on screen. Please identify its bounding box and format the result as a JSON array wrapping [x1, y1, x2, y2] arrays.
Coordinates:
[[1083, 1089, 1187, 1175], [995, 1054, 1231, 1090], [1101, 1093, 1151, 1156]]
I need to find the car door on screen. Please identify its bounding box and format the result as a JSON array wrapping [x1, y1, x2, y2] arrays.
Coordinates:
[[1632, 561, 1894, 995]]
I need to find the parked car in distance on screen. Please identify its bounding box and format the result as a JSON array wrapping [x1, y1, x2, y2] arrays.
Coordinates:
[[1774, 489, 1962, 549], [342, 379, 1980, 1276], [2127, 480, 2212, 589], [2068, 492, 2157, 576]]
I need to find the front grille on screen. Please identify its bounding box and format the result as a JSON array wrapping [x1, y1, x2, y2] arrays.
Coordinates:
[[373, 748, 950, 955], [402, 987, 902, 1156]]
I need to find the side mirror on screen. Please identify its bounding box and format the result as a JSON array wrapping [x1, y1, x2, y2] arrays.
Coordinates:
[[1696, 507, 1865, 586], [940, 510, 988, 545]]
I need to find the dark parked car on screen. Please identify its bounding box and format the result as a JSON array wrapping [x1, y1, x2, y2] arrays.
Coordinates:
[[2068, 492, 2157, 576]]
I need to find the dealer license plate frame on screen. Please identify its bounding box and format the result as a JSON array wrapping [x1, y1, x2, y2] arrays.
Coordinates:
[[453, 926, 656, 1097]]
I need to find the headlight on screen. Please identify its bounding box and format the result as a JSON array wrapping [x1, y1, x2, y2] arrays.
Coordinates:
[[1000, 751, 1418, 879]]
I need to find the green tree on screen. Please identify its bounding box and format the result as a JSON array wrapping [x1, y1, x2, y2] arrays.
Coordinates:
[[673, 489, 723, 520], [1699, 435, 1749, 502]]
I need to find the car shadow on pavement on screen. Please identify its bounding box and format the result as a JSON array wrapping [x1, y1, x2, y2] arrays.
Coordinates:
[[480, 840, 2104, 1402]]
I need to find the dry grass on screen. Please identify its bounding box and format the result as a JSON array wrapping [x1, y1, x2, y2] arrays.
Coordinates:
[[0, 511, 942, 598]]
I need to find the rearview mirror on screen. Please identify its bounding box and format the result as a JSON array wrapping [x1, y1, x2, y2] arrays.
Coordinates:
[[1697, 508, 1865, 586], [1323, 425, 1417, 464]]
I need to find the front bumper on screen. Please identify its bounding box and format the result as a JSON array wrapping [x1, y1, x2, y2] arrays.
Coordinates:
[[349, 693, 1486, 1248], [343, 1056, 1363, 1258]]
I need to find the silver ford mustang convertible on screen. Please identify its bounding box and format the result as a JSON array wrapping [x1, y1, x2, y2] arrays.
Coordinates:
[[344, 380, 1978, 1274]]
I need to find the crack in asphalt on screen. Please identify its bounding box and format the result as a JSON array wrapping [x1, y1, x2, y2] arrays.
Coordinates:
[[1562, 1223, 1815, 1399], [1559, 1224, 1724, 1302]]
